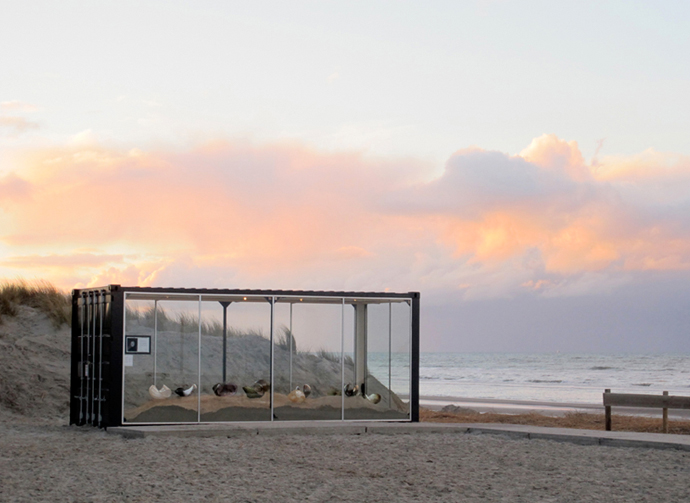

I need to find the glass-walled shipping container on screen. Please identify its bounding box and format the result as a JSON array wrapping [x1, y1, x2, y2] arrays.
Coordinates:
[[70, 286, 420, 428]]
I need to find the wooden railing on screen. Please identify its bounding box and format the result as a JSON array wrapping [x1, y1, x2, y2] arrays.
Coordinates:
[[603, 389, 690, 433]]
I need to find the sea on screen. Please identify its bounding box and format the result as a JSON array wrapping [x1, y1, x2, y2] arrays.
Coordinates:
[[371, 353, 690, 405], [418, 353, 690, 404]]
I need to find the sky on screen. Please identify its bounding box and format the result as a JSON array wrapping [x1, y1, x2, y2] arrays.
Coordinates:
[[1, 1, 690, 353]]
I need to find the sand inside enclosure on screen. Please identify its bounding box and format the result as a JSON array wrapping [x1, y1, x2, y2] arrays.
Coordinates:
[[125, 393, 408, 423]]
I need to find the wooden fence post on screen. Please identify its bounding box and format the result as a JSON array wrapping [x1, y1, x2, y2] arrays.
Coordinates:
[[605, 389, 612, 431], [663, 391, 669, 433]]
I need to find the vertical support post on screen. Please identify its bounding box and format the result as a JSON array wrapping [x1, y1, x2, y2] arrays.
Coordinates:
[[354, 303, 367, 393], [269, 297, 275, 421], [198, 295, 202, 424], [84, 294, 90, 424], [79, 293, 86, 424], [604, 388, 612, 431], [88, 293, 95, 424], [69, 290, 82, 426], [289, 303, 293, 390], [92, 293, 99, 425], [663, 390, 669, 433], [388, 302, 392, 407], [179, 308, 184, 380], [99, 287, 114, 428], [112, 286, 125, 428], [410, 294, 420, 422], [341, 298, 345, 421], [153, 300, 158, 387], [97, 293, 104, 427], [219, 302, 231, 383]]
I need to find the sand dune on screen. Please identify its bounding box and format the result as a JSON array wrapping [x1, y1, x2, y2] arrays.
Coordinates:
[[0, 305, 71, 421]]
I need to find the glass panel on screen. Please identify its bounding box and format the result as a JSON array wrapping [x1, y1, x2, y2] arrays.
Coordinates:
[[123, 298, 200, 423], [390, 300, 412, 419], [341, 301, 399, 420], [273, 299, 343, 421], [198, 299, 227, 421], [340, 299, 411, 421], [271, 300, 294, 406], [123, 299, 155, 423], [121, 292, 410, 423], [342, 302, 356, 419], [199, 297, 271, 422]]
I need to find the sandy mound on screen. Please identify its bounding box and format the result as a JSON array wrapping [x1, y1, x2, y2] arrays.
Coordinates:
[[0, 305, 71, 422]]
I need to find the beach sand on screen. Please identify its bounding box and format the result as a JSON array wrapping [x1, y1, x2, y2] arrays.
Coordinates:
[[2, 306, 690, 501], [2, 412, 690, 502]]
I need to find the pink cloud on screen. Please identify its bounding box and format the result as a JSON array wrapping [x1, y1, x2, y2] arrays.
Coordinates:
[[0, 173, 32, 205], [2, 253, 126, 269], [0, 101, 39, 112], [520, 133, 591, 182], [1, 135, 690, 297], [384, 137, 690, 288], [0, 116, 39, 135]]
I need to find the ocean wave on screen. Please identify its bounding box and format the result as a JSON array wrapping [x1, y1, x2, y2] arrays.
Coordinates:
[[416, 353, 690, 403]]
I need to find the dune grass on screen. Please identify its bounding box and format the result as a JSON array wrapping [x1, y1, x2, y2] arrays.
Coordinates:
[[0, 279, 71, 327], [315, 349, 355, 366], [125, 305, 274, 339], [276, 326, 297, 352], [420, 407, 690, 435]]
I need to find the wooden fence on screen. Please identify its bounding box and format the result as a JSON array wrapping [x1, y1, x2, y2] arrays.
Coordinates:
[[603, 389, 690, 433]]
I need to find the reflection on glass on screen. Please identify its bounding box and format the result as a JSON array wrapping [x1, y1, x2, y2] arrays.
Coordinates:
[[273, 300, 343, 421], [200, 297, 271, 422], [340, 301, 408, 420], [342, 303, 356, 419], [391, 301, 411, 419], [343, 301, 384, 420], [271, 301, 294, 398], [121, 293, 412, 424], [124, 298, 200, 423], [123, 299, 155, 422]]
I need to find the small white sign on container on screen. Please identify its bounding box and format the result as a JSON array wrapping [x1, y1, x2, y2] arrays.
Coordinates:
[[125, 336, 151, 354]]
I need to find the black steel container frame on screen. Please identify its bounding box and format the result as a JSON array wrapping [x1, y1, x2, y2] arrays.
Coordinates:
[[70, 285, 420, 428]]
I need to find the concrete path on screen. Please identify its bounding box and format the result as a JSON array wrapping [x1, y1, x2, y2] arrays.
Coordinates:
[[108, 421, 690, 452]]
